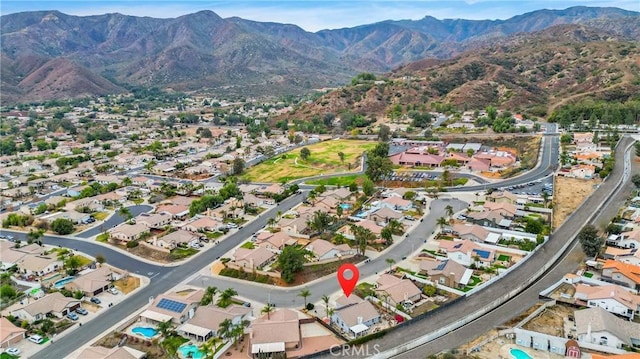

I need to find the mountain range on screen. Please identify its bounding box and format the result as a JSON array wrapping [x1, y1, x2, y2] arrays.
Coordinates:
[[1, 6, 639, 103]]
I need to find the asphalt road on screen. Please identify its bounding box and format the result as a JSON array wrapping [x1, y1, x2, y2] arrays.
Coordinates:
[[75, 205, 153, 239], [188, 199, 468, 307], [29, 191, 308, 359], [342, 136, 632, 359]]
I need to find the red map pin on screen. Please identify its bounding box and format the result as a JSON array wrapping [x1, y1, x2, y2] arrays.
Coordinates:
[[337, 263, 359, 297]]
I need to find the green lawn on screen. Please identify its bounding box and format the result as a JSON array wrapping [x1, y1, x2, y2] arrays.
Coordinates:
[[1, 353, 19, 359], [469, 275, 482, 286], [93, 212, 109, 221], [204, 231, 223, 239], [240, 242, 255, 249], [241, 140, 376, 183], [306, 174, 365, 187], [584, 271, 594, 278], [497, 254, 511, 262], [169, 248, 199, 260]]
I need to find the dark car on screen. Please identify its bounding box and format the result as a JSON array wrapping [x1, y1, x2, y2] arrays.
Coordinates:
[[90, 297, 101, 304]]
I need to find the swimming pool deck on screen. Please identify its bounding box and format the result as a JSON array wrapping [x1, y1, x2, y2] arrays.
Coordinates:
[[498, 344, 563, 359]]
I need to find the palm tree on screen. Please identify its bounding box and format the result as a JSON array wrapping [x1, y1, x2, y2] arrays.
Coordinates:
[[216, 288, 238, 308], [298, 288, 311, 308], [445, 205, 454, 218], [387, 219, 404, 235], [385, 258, 396, 271], [261, 303, 275, 320], [218, 318, 233, 342], [267, 217, 276, 228], [157, 319, 173, 337], [200, 286, 218, 306], [118, 206, 133, 222], [327, 307, 335, 325], [200, 338, 217, 359], [276, 210, 282, 221], [437, 217, 448, 231], [542, 191, 550, 208], [321, 294, 330, 319]]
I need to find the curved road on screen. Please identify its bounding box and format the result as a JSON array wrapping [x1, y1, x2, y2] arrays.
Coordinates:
[[26, 128, 562, 359]]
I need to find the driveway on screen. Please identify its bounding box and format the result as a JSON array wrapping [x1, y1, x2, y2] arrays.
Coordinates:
[[76, 205, 153, 238]]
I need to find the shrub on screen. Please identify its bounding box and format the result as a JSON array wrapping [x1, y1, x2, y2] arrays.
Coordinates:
[[306, 303, 315, 310], [126, 241, 139, 248]]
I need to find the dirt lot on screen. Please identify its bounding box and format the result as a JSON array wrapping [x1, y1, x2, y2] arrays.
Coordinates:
[[553, 176, 600, 228], [114, 276, 140, 294], [522, 304, 574, 337]]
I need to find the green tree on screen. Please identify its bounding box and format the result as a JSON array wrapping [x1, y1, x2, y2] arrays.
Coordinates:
[[218, 318, 233, 342], [261, 303, 275, 320], [157, 319, 173, 337], [64, 255, 83, 275], [307, 210, 334, 237], [0, 284, 17, 300], [278, 246, 304, 283], [232, 157, 245, 176], [381, 227, 393, 245], [352, 225, 375, 255], [378, 125, 391, 142], [338, 152, 345, 164], [321, 294, 330, 319], [298, 288, 311, 308], [362, 178, 375, 196], [525, 218, 544, 234], [445, 205, 454, 218], [632, 174, 640, 188], [578, 224, 604, 257], [300, 147, 311, 161], [365, 142, 393, 181], [118, 207, 133, 221], [437, 216, 448, 229], [217, 288, 238, 308], [95, 254, 106, 264], [200, 286, 218, 306], [51, 218, 74, 235]]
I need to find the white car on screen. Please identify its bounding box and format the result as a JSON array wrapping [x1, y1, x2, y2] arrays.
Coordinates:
[[226, 223, 238, 228], [6, 347, 20, 355], [29, 334, 44, 344], [107, 287, 119, 295]]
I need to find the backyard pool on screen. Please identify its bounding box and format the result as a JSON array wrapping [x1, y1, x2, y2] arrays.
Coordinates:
[[339, 203, 352, 210], [178, 344, 204, 359], [54, 276, 76, 288], [510, 348, 533, 359], [132, 327, 158, 339]]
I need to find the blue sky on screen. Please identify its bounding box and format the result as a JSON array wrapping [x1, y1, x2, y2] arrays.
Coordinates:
[[1, 0, 638, 31]]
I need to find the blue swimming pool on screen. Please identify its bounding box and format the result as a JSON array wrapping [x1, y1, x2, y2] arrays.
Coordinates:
[[54, 276, 75, 288], [510, 348, 533, 359], [132, 326, 158, 339], [178, 344, 204, 359], [340, 203, 352, 210]]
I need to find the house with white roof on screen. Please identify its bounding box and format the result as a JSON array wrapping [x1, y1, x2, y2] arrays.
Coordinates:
[[574, 307, 640, 349], [574, 283, 640, 320], [331, 295, 380, 338]]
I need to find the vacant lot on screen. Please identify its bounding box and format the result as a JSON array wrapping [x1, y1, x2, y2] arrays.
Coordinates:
[[553, 176, 600, 228], [242, 140, 377, 183]]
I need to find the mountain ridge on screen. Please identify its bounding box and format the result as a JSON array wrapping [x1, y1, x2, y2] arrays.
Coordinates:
[[1, 6, 639, 103]]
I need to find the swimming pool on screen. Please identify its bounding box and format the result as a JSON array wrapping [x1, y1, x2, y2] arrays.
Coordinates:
[[178, 344, 204, 359], [339, 203, 352, 210], [132, 326, 158, 339], [54, 276, 76, 288], [510, 348, 533, 359]]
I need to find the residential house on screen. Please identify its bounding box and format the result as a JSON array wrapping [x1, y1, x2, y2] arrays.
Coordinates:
[[278, 216, 310, 238], [256, 184, 284, 196], [208, 199, 243, 220], [574, 283, 640, 320], [0, 317, 26, 349], [574, 307, 640, 349], [604, 247, 640, 267], [307, 239, 354, 261], [418, 258, 473, 289], [321, 188, 353, 202], [379, 197, 413, 211], [571, 164, 596, 179], [10, 292, 81, 323], [256, 232, 297, 253], [177, 305, 252, 342], [375, 274, 421, 307], [183, 216, 219, 233], [109, 223, 150, 243], [76, 346, 147, 359], [249, 309, 302, 357], [232, 247, 276, 271], [156, 204, 190, 220], [368, 207, 404, 226], [0, 241, 27, 270], [65, 266, 120, 297], [331, 295, 381, 338], [607, 230, 640, 250], [437, 240, 496, 268], [154, 230, 200, 250], [465, 210, 507, 228], [467, 158, 491, 172], [483, 202, 517, 219], [136, 212, 172, 229], [16, 255, 62, 277], [451, 224, 491, 243], [601, 260, 640, 290], [44, 210, 92, 225], [337, 219, 383, 240], [140, 289, 204, 325], [487, 191, 519, 205]]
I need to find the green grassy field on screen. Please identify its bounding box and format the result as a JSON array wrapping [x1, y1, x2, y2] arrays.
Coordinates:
[[242, 140, 376, 183], [305, 174, 365, 186]]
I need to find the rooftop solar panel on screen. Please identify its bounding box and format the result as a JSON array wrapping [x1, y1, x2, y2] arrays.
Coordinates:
[[156, 298, 187, 313]]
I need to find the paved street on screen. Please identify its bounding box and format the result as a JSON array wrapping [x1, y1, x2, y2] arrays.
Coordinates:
[[189, 198, 468, 307], [76, 204, 153, 238]]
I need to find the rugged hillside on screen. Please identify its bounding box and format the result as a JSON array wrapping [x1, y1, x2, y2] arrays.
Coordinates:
[[282, 25, 640, 120], [1, 6, 638, 102]]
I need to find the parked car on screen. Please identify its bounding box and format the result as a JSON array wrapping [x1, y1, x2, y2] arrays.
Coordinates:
[[6, 348, 20, 355], [76, 308, 88, 315], [107, 287, 119, 295], [226, 223, 238, 228], [66, 312, 79, 321], [90, 297, 101, 304], [29, 334, 44, 344]]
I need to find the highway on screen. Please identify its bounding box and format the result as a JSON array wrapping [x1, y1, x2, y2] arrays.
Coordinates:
[[22, 126, 562, 359]]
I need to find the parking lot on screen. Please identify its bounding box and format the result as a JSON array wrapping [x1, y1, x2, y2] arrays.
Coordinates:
[[500, 175, 554, 197]]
